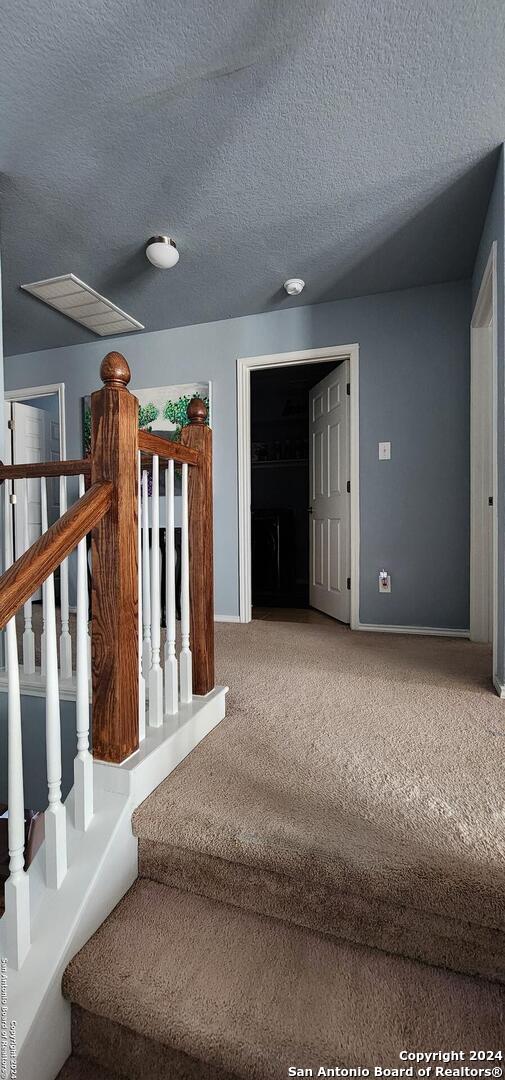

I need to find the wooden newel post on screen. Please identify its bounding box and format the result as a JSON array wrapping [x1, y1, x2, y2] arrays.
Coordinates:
[[91, 352, 139, 762], [181, 398, 215, 695]]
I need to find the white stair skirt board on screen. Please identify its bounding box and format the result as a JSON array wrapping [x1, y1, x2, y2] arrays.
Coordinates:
[[0, 671, 90, 701], [356, 623, 469, 638], [0, 685, 227, 1080]]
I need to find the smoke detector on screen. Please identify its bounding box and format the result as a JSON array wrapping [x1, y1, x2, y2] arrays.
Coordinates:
[[284, 278, 305, 296]]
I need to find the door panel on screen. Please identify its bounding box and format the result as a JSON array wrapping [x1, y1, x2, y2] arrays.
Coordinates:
[[312, 517, 324, 587], [309, 362, 350, 621]]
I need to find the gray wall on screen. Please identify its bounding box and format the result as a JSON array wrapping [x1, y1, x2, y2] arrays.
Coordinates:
[[0, 695, 78, 807], [16, 392, 59, 415], [472, 145, 505, 683], [5, 279, 471, 628]]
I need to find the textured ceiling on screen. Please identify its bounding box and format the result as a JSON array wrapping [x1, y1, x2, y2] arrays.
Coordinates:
[[0, 0, 504, 356]]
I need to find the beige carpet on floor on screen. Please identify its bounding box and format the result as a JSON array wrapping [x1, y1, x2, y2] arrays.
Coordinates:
[[133, 617, 505, 979], [62, 878, 505, 1080]]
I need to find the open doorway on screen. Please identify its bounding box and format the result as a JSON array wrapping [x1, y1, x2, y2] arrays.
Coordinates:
[[238, 345, 360, 625], [3, 383, 66, 585], [250, 360, 337, 612]]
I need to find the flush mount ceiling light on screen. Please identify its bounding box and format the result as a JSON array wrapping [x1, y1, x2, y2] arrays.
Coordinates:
[[145, 235, 180, 269], [284, 277, 305, 296], [21, 274, 144, 336]]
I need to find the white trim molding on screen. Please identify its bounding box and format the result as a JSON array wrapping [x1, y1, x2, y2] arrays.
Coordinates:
[[493, 675, 505, 699], [214, 614, 241, 622], [237, 344, 360, 626], [4, 382, 67, 461], [356, 623, 469, 638]]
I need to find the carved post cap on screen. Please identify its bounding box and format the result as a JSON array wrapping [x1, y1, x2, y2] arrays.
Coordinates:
[[187, 397, 207, 425], [100, 352, 131, 389]]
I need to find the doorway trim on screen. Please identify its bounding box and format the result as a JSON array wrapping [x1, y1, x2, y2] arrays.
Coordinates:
[[237, 344, 360, 625], [4, 382, 67, 460], [470, 243, 499, 691]]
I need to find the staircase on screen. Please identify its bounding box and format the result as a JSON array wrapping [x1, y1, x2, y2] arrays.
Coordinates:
[[0, 351, 224, 1079], [59, 618, 505, 1079]]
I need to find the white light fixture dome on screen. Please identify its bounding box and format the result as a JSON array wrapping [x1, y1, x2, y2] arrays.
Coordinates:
[[145, 235, 180, 269], [284, 277, 305, 296]]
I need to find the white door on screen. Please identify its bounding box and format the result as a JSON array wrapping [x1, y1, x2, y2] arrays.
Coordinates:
[[309, 361, 351, 621], [11, 402, 50, 598]]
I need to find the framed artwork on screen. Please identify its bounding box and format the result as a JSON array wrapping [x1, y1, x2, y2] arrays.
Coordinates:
[[82, 382, 211, 457]]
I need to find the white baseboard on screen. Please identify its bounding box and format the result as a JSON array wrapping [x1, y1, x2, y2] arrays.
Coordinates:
[[493, 674, 505, 698], [356, 622, 470, 638], [215, 614, 241, 622]]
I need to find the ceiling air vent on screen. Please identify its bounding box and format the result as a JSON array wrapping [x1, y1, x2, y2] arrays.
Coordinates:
[[21, 274, 144, 337]]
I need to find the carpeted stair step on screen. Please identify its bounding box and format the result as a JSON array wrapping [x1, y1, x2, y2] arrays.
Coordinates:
[[130, 619, 505, 984], [136, 834, 505, 984], [63, 878, 505, 1080], [56, 1054, 121, 1079]]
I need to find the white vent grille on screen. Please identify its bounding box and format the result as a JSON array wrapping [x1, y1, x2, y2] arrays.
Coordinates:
[[21, 274, 144, 337]]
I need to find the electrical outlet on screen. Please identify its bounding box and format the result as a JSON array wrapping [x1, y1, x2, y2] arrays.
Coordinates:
[[379, 570, 391, 593]]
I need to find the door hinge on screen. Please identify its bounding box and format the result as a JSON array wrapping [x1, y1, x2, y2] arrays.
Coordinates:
[[7, 419, 14, 431], [346, 383, 350, 396], [347, 577, 351, 590], [489, 496, 494, 506], [346, 480, 351, 493]]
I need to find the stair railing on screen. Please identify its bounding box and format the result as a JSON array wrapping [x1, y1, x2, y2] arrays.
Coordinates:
[[0, 350, 214, 968]]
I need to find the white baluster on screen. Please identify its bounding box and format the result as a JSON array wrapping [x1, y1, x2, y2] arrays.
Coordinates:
[[180, 462, 192, 703], [40, 478, 47, 678], [59, 475, 72, 680], [3, 480, 30, 969], [21, 478, 35, 674], [141, 470, 152, 679], [74, 475, 93, 830], [138, 453, 146, 740], [148, 455, 163, 726], [164, 461, 178, 715], [41, 478, 67, 888]]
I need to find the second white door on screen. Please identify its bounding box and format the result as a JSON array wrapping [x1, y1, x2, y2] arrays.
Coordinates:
[[309, 361, 351, 622]]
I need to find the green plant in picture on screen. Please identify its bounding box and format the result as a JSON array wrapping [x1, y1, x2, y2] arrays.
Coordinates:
[[138, 402, 159, 429], [163, 395, 210, 440]]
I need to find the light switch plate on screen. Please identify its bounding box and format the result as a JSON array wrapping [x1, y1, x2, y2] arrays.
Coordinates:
[[379, 441, 391, 460]]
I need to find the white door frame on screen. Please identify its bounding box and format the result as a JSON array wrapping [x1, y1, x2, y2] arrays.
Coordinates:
[[237, 344, 360, 625], [470, 243, 498, 688], [4, 382, 67, 461]]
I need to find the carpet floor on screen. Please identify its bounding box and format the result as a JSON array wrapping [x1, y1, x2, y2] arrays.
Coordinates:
[[61, 617, 505, 1077], [62, 878, 505, 1080], [133, 617, 505, 980]]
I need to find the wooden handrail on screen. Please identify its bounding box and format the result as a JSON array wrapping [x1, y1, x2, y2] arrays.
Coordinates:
[[0, 459, 91, 483], [0, 481, 112, 629], [138, 430, 199, 466]]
